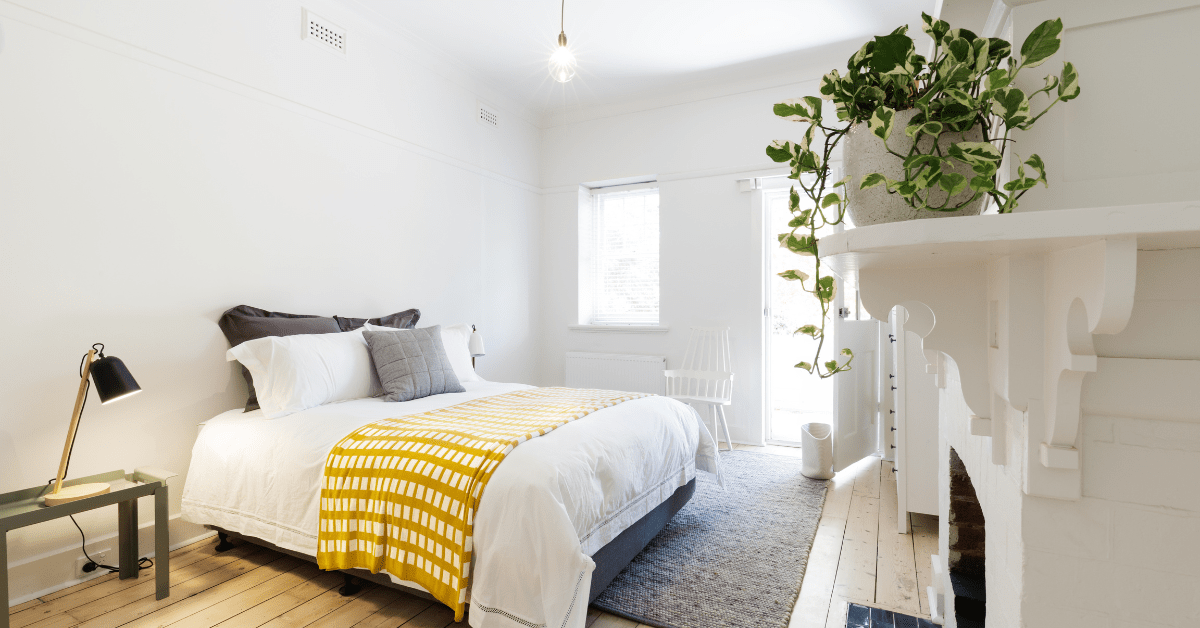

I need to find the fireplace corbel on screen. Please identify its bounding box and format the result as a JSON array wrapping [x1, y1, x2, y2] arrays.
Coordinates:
[[821, 202, 1200, 500]]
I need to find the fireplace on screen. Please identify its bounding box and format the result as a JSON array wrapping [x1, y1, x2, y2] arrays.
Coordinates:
[[947, 448, 984, 627]]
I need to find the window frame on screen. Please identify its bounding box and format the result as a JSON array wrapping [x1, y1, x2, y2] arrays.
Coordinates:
[[578, 182, 661, 327]]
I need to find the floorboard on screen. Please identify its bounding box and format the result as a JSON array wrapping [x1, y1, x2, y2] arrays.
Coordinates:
[[10, 447, 936, 628], [875, 461, 920, 615]]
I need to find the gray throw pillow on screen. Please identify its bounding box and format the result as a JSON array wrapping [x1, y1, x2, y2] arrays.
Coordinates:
[[364, 326, 465, 402]]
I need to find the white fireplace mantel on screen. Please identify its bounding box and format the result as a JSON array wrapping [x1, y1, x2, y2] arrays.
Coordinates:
[[822, 202, 1200, 499]]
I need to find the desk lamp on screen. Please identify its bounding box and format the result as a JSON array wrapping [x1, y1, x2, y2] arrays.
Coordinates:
[[45, 343, 141, 507]]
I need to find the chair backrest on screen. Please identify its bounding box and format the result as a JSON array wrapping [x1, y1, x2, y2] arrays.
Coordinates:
[[665, 327, 734, 403]]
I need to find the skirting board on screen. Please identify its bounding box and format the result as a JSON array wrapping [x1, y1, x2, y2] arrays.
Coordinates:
[[6, 515, 213, 606]]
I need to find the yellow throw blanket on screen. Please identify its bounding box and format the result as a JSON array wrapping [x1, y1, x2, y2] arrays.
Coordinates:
[[316, 387, 650, 621]]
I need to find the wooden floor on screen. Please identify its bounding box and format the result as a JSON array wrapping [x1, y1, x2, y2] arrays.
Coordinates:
[[9, 447, 934, 628]]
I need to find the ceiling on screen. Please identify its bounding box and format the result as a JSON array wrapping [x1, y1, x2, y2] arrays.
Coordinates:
[[351, 0, 936, 121]]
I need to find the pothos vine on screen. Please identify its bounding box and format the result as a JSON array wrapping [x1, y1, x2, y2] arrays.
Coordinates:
[[765, 13, 1078, 378]]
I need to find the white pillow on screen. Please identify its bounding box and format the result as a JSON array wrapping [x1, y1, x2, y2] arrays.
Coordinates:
[[362, 322, 482, 383], [227, 329, 377, 418]]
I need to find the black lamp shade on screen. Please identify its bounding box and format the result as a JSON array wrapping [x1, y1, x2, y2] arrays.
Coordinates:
[[91, 355, 141, 404]]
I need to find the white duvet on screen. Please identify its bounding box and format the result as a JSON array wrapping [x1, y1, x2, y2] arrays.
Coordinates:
[[181, 381, 723, 628]]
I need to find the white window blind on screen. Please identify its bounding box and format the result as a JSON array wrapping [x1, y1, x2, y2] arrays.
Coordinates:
[[589, 187, 660, 325]]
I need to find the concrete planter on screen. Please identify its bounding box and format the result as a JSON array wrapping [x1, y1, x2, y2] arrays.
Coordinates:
[[844, 108, 986, 226]]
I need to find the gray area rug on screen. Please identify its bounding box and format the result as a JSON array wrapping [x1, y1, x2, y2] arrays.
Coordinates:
[[592, 450, 828, 628]]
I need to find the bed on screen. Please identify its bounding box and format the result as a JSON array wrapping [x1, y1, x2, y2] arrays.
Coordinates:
[[181, 380, 722, 628]]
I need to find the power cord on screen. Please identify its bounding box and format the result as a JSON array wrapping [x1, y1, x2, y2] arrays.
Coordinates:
[[43, 479, 154, 574]]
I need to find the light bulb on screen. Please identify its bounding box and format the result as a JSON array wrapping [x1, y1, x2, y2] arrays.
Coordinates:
[[549, 32, 576, 83]]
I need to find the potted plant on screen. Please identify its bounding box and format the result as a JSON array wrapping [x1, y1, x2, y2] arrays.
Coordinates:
[[766, 13, 1079, 377]]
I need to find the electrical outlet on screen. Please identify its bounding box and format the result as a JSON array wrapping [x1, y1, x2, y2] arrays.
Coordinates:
[[76, 549, 110, 578]]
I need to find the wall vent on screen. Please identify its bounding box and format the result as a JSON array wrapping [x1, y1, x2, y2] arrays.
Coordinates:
[[477, 102, 499, 129], [302, 8, 346, 56]]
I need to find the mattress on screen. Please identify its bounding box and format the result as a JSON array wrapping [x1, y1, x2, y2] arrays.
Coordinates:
[[181, 381, 723, 628]]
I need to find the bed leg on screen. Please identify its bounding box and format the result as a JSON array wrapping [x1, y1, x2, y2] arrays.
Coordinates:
[[338, 573, 363, 596], [214, 531, 235, 552]]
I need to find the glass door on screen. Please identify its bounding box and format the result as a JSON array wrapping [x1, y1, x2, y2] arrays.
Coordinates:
[[763, 181, 838, 445]]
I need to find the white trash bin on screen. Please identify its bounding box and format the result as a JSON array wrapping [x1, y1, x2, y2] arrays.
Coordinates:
[[801, 422, 834, 480]]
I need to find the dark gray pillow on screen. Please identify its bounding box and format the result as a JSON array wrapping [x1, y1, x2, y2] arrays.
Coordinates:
[[364, 326, 464, 402], [334, 309, 421, 332], [218, 305, 343, 411]]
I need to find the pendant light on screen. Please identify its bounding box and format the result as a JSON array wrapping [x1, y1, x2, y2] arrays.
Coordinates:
[[549, 0, 576, 83]]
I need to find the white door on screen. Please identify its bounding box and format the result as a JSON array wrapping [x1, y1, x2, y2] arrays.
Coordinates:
[[832, 315, 881, 471]]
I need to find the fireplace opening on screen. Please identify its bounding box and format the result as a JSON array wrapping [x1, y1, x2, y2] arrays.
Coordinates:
[[948, 447, 985, 627]]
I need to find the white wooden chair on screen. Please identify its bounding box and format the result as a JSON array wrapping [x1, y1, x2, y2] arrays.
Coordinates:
[[665, 327, 735, 451]]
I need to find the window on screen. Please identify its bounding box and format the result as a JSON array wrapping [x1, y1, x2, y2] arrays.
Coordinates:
[[581, 186, 660, 325]]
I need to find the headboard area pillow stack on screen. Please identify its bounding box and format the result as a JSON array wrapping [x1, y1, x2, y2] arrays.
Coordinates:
[[227, 329, 379, 418], [218, 305, 420, 411]]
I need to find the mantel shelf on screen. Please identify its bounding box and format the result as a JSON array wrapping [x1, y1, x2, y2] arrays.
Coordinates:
[[820, 202, 1200, 274], [819, 201, 1200, 500]]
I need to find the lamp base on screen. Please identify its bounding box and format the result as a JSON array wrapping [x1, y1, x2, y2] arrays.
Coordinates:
[[43, 482, 111, 507]]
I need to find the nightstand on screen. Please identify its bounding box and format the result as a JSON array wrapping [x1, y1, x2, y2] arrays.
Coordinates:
[[0, 468, 175, 628]]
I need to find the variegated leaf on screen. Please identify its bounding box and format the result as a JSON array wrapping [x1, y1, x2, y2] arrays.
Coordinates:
[[1020, 18, 1063, 69], [868, 106, 896, 142]]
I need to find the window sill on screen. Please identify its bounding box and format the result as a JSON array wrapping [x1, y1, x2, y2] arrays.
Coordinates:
[[568, 325, 670, 334]]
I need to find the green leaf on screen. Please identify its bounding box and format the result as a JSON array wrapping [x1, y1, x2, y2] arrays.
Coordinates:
[[787, 210, 812, 228], [991, 87, 1031, 128], [870, 33, 916, 75], [1003, 177, 1038, 192], [796, 325, 819, 337], [1020, 18, 1063, 69], [841, 348, 854, 357], [942, 88, 974, 107], [860, 173, 888, 190], [824, 360, 840, 372], [815, 275, 837, 303], [969, 175, 996, 193], [773, 98, 821, 122], [987, 38, 1012, 61], [1058, 61, 1080, 101], [766, 140, 794, 163], [946, 37, 971, 64], [939, 172, 968, 196], [868, 106, 896, 143], [948, 141, 1003, 171], [821, 193, 841, 209], [1024, 154, 1048, 186], [777, 269, 811, 282], [789, 186, 800, 211], [818, 70, 841, 100], [921, 12, 949, 44], [972, 38, 990, 71], [795, 362, 814, 373], [782, 234, 818, 257], [985, 68, 1011, 91]]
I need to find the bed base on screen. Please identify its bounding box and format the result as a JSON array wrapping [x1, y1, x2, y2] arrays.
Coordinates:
[[207, 478, 696, 606]]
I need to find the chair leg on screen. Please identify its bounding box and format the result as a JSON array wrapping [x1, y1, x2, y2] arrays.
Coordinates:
[[716, 404, 734, 451]]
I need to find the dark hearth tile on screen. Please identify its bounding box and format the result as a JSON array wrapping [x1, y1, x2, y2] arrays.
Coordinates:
[[870, 606, 895, 627], [846, 603, 871, 628], [917, 619, 938, 628]]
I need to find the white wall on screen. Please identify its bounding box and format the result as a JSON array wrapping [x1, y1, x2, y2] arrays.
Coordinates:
[[0, 0, 541, 602], [538, 76, 850, 445], [1011, 0, 1200, 213]]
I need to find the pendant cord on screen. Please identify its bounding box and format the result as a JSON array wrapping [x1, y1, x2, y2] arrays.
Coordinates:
[[560, 0, 565, 33]]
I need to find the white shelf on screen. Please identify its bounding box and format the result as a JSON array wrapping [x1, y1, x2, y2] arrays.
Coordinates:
[[815, 201, 1200, 500], [820, 202, 1200, 274]]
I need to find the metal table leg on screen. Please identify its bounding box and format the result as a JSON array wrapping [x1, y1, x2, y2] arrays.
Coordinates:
[[117, 498, 138, 580], [154, 486, 169, 600], [2, 527, 9, 628]]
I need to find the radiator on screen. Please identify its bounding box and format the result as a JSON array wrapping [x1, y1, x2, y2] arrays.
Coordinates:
[[564, 352, 666, 395]]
